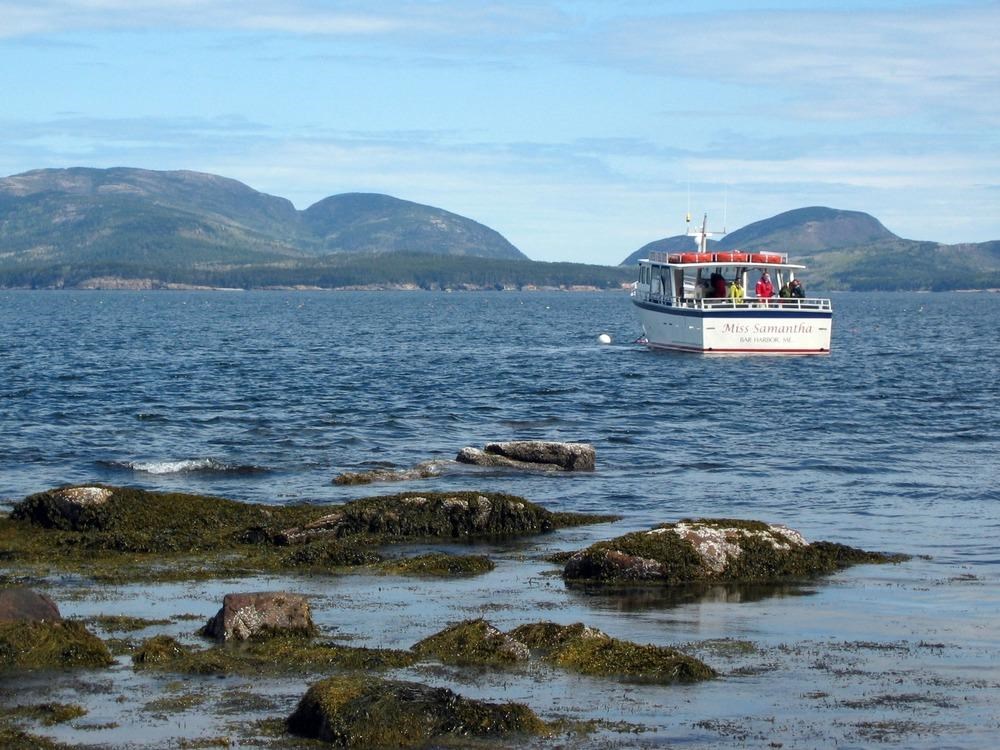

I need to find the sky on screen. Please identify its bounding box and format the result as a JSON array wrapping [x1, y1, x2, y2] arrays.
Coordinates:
[[1, 0, 998, 265]]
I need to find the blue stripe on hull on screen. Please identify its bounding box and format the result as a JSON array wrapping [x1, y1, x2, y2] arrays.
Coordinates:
[[631, 299, 832, 320]]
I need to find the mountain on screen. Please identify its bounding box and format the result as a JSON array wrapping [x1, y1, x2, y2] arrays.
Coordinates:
[[620, 207, 1000, 291], [0, 167, 528, 286], [302, 193, 522, 258]]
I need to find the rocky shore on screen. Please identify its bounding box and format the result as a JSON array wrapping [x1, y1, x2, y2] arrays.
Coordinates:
[[0, 480, 920, 748]]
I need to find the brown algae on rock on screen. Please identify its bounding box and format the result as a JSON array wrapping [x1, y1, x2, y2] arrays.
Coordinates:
[[0, 620, 113, 671], [563, 518, 908, 584], [509, 622, 716, 683], [286, 674, 548, 748], [412, 618, 530, 666]]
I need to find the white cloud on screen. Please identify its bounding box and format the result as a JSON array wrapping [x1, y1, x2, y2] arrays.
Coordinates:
[[596, 4, 1000, 125]]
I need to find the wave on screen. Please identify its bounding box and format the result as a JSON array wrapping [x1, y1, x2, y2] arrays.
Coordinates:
[[99, 458, 270, 476]]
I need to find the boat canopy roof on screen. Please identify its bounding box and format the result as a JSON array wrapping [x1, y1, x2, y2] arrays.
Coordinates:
[[640, 250, 806, 271]]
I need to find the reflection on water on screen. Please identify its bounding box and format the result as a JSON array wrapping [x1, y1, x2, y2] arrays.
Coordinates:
[[565, 580, 818, 611]]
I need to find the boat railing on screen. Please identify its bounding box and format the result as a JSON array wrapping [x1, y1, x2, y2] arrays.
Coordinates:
[[637, 291, 831, 312]]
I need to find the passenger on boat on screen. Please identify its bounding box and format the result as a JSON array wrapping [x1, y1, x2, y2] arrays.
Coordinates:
[[710, 272, 727, 298], [755, 271, 774, 299], [791, 279, 805, 298], [779, 281, 792, 298], [728, 278, 744, 300]]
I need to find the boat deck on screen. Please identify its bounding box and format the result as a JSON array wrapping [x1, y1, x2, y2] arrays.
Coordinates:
[[635, 292, 833, 313]]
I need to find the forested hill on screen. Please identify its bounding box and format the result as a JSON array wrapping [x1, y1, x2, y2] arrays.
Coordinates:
[[0, 167, 556, 289], [620, 207, 1000, 291]]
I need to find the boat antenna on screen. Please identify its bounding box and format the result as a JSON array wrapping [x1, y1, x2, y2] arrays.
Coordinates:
[[723, 186, 728, 234]]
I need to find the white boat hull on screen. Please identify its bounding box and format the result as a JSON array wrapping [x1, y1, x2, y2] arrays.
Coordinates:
[[634, 299, 832, 354]]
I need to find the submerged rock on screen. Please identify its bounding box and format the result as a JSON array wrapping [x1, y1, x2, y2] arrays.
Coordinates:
[[0, 620, 113, 670], [456, 441, 596, 471], [286, 674, 547, 747], [201, 592, 317, 642], [563, 519, 908, 584], [333, 461, 446, 486], [378, 552, 495, 577], [412, 619, 530, 666], [0, 587, 62, 623], [132, 634, 416, 675]]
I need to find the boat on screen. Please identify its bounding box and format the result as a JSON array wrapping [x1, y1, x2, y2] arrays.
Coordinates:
[[630, 214, 832, 354]]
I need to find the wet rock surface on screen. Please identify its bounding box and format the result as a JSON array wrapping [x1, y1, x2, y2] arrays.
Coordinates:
[[0, 587, 62, 623], [332, 460, 445, 486], [563, 518, 908, 584], [457, 440, 596, 471], [286, 674, 548, 747], [201, 592, 317, 642]]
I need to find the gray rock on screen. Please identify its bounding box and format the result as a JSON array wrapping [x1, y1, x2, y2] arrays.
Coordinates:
[[333, 460, 445, 485], [201, 592, 316, 642], [0, 587, 62, 623], [457, 441, 595, 471]]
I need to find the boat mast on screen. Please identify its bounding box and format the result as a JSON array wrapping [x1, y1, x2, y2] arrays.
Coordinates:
[[687, 213, 725, 253]]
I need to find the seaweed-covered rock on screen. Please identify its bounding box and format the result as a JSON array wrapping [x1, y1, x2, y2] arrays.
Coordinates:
[[457, 441, 596, 471], [133, 634, 416, 675], [286, 675, 547, 747], [0, 620, 113, 670], [333, 461, 445, 486], [280, 538, 383, 569], [132, 634, 192, 666], [379, 552, 494, 577], [563, 519, 908, 584], [509, 622, 715, 683], [277, 491, 611, 545], [0, 587, 62, 623], [412, 619, 529, 666], [10, 486, 115, 531], [201, 592, 316, 642], [9, 485, 291, 552]]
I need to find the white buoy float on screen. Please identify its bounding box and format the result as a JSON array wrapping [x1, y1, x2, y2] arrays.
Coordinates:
[[597, 333, 612, 345]]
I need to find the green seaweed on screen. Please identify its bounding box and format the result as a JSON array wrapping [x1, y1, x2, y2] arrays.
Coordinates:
[[84, 614, 172, 633], [0, 723, 72, 749], [132, 634, 416, 676], [7, 702, 87, 726], [378, 553, 495, 577], [0, 620, 113, 671], [286, 674, 548, 748]]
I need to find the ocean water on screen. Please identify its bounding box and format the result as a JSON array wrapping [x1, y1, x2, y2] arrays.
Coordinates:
[[1, 289, 999, 747]]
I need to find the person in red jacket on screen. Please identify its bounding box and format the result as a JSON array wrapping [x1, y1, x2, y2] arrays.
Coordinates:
[[755, 271, 774, 299]]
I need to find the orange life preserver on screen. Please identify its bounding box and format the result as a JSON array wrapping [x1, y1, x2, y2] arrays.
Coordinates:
[[680, 253, 698, 263]]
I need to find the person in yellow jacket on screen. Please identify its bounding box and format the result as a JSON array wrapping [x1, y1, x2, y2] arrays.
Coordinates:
[[728, 278, 744, 301]]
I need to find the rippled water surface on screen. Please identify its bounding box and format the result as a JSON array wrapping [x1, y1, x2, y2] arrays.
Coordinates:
[[1, 289, 999, 747]]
